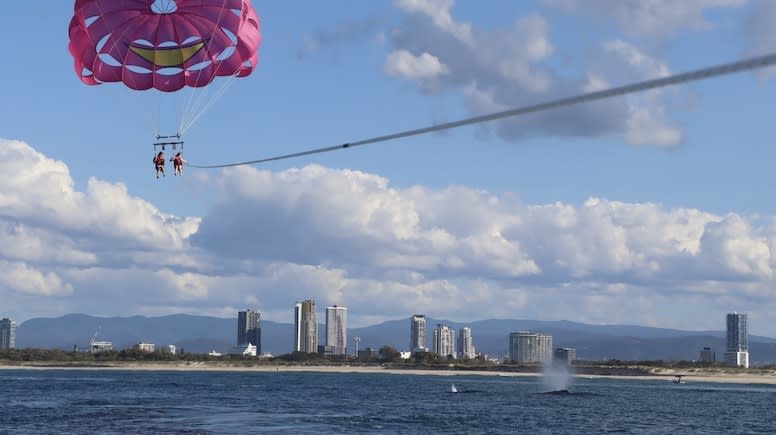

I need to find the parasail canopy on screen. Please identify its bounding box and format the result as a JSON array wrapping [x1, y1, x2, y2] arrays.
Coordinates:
[[68, 0, 262, 93]]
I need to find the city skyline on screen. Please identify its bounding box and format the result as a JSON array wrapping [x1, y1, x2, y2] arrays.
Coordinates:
[[5, 310, 774, 363]]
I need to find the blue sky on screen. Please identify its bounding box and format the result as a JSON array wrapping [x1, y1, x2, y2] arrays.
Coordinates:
[[2, 1, 776, 339]]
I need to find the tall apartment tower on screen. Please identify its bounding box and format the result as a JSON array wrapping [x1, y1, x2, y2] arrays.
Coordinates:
[[237, 309, 261, 354], [700, 347, 715, 363], [725, 312, 749, 368], [457, 327, 475, 360], [509, 332, 553, 364], [410, 314, 427, 352], [326, 305, 348, 355], [295, 300, 317, 353], [553, 348, 577, 366], [0, 318, 15, 350], [433, 324, 456, 358]]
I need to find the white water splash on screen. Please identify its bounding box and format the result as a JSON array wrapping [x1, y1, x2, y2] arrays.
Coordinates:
[[541, 363, 574, 392]]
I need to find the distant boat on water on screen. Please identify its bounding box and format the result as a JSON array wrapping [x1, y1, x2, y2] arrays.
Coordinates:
[[451, 384, 458, 393], [673, 375, 687, 384]]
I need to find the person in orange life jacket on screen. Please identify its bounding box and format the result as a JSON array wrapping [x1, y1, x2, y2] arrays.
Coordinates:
[[154, 151, 166, 178], [171, 152, 187, 176]]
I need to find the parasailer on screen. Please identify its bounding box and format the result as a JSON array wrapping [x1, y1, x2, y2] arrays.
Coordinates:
[[153, 151, 166, 178], [67, 0, 262, 171], [171, 152, 186, 175]]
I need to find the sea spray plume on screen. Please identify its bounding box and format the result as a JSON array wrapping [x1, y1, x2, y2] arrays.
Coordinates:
[[541, 362, 574, 393]]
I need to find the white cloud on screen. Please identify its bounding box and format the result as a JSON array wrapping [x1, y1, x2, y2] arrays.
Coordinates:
[[194, 164, 776, 294], [0, 139, 200, 251], [385, 50, 450, 79], [695, 215, 773, 280], [0, 260, 72, 296], [0, 221, 96, 266], [0, 138, 205, 314], [625, 106, 683, 147]]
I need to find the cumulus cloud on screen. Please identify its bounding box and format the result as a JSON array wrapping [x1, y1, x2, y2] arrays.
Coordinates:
[[386, 1, 683, 147], [0, 140, 200, 251], [541, 0, 746, 38], [3, 140, 776, 333], [195, 165, 776, 289], [0, 221, 96, 266], [385, 50, 450, 79], [0, 139, 204, 315], [191, 165, 540, 280], [0, 260, 72, 296]]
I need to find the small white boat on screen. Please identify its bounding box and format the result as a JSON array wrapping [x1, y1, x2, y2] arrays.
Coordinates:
[[451, 384, 459, 393], [673, 375, 686, 384]]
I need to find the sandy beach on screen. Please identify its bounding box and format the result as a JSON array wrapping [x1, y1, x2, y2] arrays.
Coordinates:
[[2, 362, 776, 385]]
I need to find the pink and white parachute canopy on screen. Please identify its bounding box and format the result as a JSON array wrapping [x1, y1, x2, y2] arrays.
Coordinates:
[[68, 0, 262, 92]]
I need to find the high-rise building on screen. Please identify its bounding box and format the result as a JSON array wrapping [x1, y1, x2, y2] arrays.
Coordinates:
[[509, 332, 553, 364], [457, 327, 475, 359], [725, 312, 749, 368], [433, 324, 455, 358], [238, 309, 262, 355], [700, 346, 715, 363], [325, 305, 348, 356], [410, 314, 427, 352], [0, 318, 15, 350], [553, 348, 577, 366], [295, 300, 317, 353]]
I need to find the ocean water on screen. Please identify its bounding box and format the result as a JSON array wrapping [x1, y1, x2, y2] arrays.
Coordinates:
[[1, 368, 775, 434]]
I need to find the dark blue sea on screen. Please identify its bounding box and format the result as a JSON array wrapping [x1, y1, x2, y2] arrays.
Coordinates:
[[2, 368, 775, 434]]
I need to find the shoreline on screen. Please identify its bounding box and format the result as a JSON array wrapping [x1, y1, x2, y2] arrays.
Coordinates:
[[2, 363, 776, 385]]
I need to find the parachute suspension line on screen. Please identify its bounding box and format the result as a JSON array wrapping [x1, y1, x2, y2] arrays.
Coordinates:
[[178, 0, 231, 135], [177, 0, 231, 135], [185, 51, 776, 169], [152, 91, 161, 138], [179, 73, 241, 135]]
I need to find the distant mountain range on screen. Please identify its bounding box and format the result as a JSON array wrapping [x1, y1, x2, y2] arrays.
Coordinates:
[[14, 314, 776, 364]]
